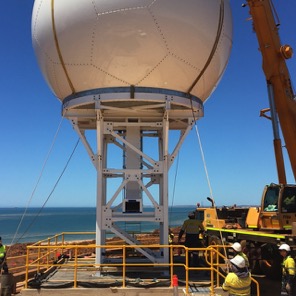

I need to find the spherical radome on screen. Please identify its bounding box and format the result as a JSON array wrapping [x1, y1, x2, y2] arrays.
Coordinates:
[[32, 0, 232, 103]]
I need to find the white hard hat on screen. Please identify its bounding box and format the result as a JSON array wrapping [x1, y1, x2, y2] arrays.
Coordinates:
[[230, 255, 245, 268], [232, 242, 242, 252], [279, 244, 291, 252]]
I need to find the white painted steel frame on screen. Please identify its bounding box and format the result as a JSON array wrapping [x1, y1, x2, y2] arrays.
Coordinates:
[[63, 87, 203, 265]]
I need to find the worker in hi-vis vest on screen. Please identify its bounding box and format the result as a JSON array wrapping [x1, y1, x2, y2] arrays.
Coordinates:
[[279, 243, 296, 296], [232, 242, 250, 268], [0, 237, 6, 270], [178, 212, 205, 266], [222, 255, 251, 296]]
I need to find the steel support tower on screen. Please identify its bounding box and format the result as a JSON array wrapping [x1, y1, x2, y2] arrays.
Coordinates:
[[62, 86, 203, 264]]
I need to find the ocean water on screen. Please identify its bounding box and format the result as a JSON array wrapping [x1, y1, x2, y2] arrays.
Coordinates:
[[0, 206, 195, 245]]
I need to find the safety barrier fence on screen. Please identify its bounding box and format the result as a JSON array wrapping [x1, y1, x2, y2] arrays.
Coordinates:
[[6, 230, 162, 276], [5, 231, 97, 288], [6, 232, 260, 295]]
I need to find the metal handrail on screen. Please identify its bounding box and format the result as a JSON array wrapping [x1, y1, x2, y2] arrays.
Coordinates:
[[6, 232, 260, 295], [23, 243, 260, 295]]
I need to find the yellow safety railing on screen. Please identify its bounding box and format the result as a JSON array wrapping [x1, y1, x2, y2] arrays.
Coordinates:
[[7, 232, 260, 295], [6, 232, 96, 287], [24, 244, 191, 288], [25, 245, 260, 296]]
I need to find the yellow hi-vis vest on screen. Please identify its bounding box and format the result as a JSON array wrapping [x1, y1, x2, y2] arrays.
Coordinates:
[[0, 245, 6, 259], [181, 219, 204, 234], [222, 272, 251, 296], [282, 255, 296, 276]]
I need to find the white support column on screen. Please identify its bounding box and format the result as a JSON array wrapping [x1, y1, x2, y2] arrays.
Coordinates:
[[96, 111, 104, 265], [161, 114, 169, 262]]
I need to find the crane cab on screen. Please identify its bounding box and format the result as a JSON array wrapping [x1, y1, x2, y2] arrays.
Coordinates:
[[259, 183, 296, 231]]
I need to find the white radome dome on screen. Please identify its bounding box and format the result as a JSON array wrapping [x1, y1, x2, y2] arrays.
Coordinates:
[[32, 0, 232, 104]]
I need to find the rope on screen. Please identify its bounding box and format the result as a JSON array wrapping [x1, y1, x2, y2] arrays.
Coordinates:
[[169, 151, 180, 225], [187, 0, 230, 271], [194, 124, 214, 200], [9, 117, 64, 247], [193, 123, 229, 272], [14, 138, 80, 244]]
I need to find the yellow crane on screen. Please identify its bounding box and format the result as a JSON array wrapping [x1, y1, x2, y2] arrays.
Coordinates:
[[196, 1, 296, 279], [246, 0, 296, 184]]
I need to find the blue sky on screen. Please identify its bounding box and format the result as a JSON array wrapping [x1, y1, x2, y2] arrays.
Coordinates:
[[0, 1, 295, 208]]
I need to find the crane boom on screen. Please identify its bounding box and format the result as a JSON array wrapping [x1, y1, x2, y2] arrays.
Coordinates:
[[195, 4, 296, 278], [246, 0, 296, 183]]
